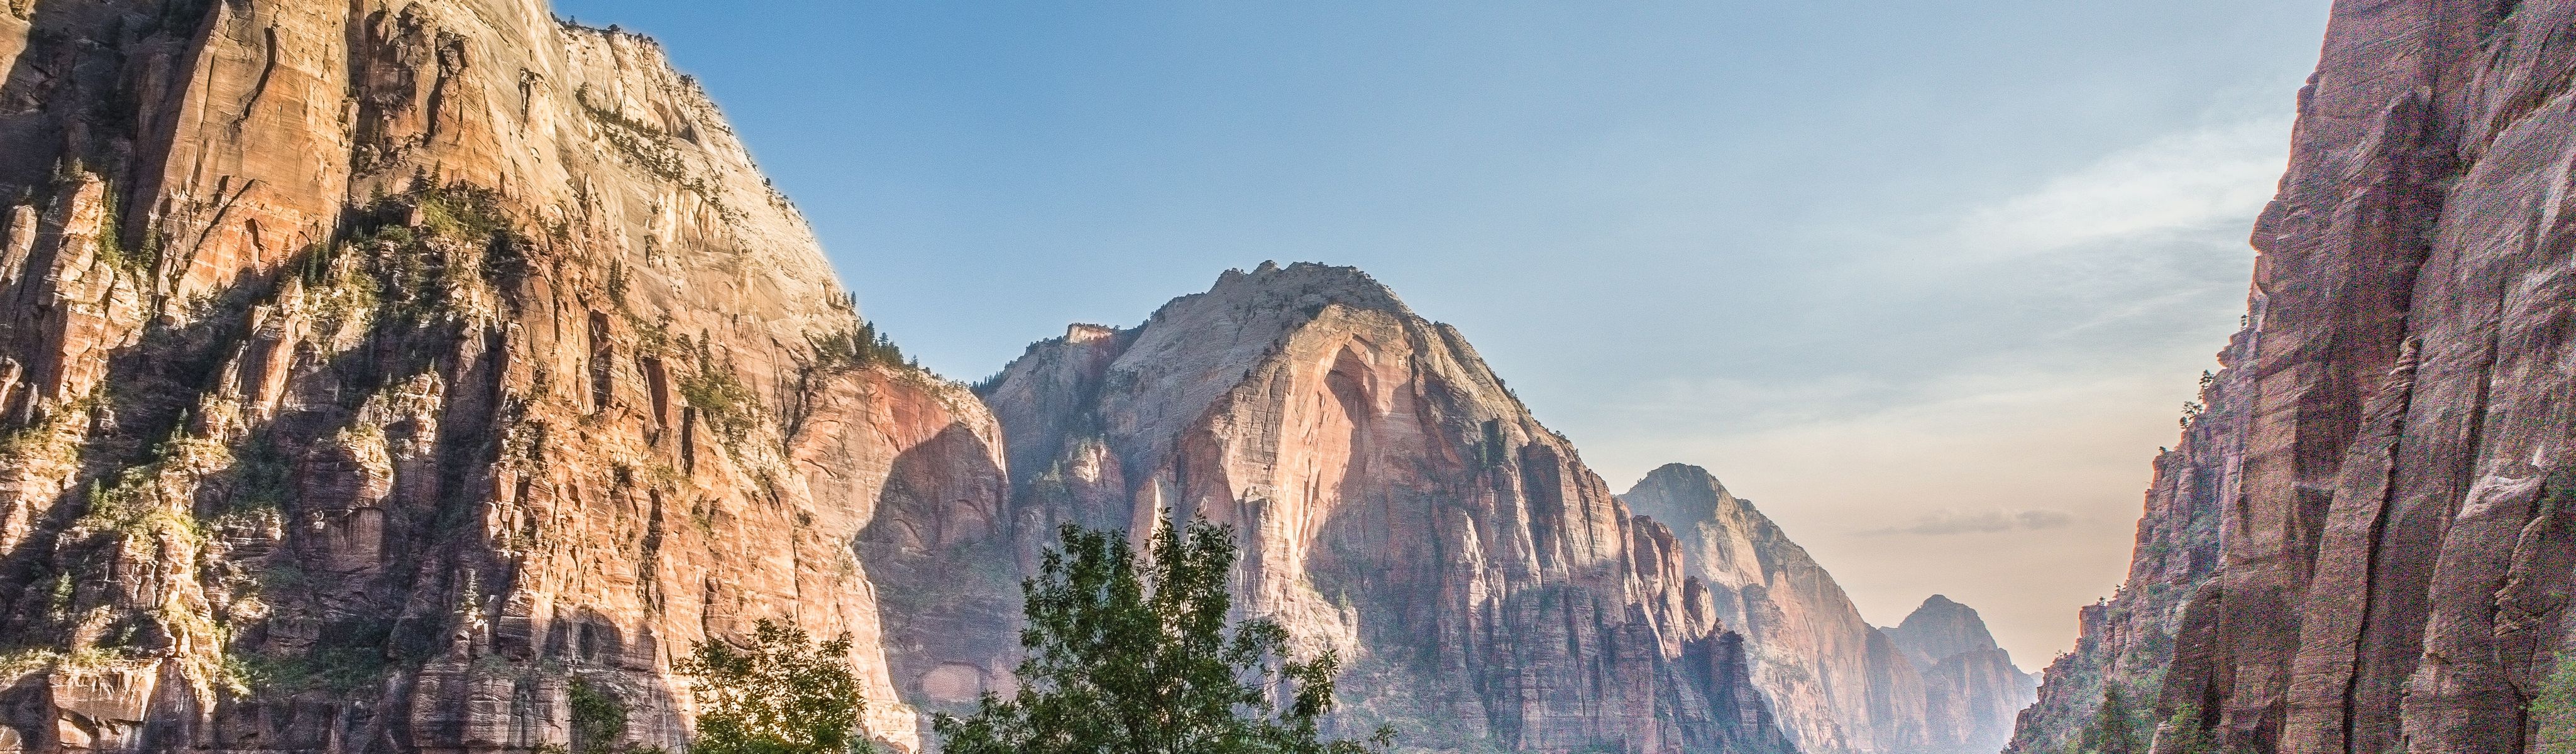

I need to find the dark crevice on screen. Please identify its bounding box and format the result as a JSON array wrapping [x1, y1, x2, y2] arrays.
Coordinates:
[[2341, 354, 2419, 754], [229, 25, 277, 129]]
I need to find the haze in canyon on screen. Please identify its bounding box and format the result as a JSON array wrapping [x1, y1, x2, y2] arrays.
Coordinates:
[[554, 0, 2337, 665]]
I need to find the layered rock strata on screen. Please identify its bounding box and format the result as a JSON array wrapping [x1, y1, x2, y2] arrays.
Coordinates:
[[971, 263, 1796, 754], [0, 3, 1003, 753], [2014, 1, 2576, 752], [1621, 464, 2035, 754]]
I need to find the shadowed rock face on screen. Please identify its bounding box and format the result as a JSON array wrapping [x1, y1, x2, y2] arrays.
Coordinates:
[[1621, 464, 2033, 754], [974, 263, 1796, 754], [0, 2, 1004, 753], [2014, 2, 2576, 753]]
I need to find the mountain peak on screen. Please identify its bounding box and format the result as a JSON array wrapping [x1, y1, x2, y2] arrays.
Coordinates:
[[1620, 462, 2035, 753], [1192, 261, 1408, 320], [1639, 462, 1732, 495], [1885, 594, 2011, 670], [1621, 462, 1748, 528], [976, 261, 1797, 753]]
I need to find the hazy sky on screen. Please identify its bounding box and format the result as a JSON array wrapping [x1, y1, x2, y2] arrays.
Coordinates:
[[554, 0, 2334, 666]]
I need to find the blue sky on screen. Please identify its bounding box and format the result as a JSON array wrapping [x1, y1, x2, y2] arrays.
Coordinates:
[[554, 0, 2334, 665]]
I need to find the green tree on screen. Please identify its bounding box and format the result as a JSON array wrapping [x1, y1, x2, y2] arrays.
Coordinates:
[[2534, 652, 2576, 753], [568, 678, 631, 754], [679, 620, 875, 754], [2155, 703, 2222, 754], [2081, 686, 2145, 754], [934, 518, 1394, 754]]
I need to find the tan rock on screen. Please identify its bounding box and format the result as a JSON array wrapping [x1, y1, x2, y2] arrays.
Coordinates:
[[975, 263, 1796, 754], [0, 3, 996, 753]]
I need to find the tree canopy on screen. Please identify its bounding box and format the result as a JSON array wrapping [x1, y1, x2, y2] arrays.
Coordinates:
[[934, 518, 1392, 754], [680, 620, 874, 754]]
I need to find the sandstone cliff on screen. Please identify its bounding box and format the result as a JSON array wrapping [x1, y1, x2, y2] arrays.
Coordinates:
[[2010, 1, 2576, 751], [0, 3, 1005, 753], [971, 263, 1796, 754], [1621, 464, 2034, 754]]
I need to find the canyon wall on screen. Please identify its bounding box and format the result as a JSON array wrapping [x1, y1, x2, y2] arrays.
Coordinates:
[[972, 263, 1796, 754], [0, 2, 1005, 753], [1621, 464, 2036, 754], [2015, 1, 2576, 751]]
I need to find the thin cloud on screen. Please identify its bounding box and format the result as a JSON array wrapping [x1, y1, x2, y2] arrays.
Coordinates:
[[1600, 357, 2201, 447], [1952, 116, 2291, 260], [1867, 508, 2077, 537]]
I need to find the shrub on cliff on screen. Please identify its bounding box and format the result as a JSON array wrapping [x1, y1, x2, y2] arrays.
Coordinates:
[[2534, 653, 2576, 753], [680, 620, 876, 754], [807, 320, 911, 373], [568, 679, 632, 754], [933, 518, 1393, 754], [2152, 704, 2253, 754]]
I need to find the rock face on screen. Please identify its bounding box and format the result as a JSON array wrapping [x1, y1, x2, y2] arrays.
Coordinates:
[[972, 263, 1796, 754], [2013, 2, 2576, 752], [0, 2, 1002, 753], [1882, 596, 2041, 754], [1620, 464, 2034, 754]]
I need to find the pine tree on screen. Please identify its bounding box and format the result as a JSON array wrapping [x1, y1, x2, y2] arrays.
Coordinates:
[[933, 518, 1393, 754], [2081, 686, 2145, 754], [2157, 704, 2219, 754]]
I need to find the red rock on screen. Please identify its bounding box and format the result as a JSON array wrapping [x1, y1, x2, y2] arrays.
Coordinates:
[[2012, 3, 2576, 753]]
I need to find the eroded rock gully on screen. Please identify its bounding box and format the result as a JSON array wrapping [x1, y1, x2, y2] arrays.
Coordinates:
[[2010, 2, 2576, 752]]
